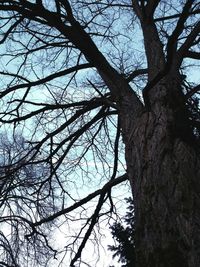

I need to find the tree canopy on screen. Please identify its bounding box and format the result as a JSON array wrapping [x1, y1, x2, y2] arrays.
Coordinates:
[[0, 1, 199, 267]]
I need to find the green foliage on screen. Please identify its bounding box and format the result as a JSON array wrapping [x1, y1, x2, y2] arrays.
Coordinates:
[[108, 198, 135, 267]]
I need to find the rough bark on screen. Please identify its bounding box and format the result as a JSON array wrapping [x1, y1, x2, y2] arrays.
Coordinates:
[[117, 3, 200, 265], [120, 74, 200, 267]]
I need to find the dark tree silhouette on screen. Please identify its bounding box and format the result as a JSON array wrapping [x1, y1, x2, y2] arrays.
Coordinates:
[[108, 198, 135, 267], [0, 1, 199, 266]]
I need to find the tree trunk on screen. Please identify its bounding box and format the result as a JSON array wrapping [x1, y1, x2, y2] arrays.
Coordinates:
[[120, 74, 200, 267]]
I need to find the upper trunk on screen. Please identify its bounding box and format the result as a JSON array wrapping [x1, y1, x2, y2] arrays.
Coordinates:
[[141, 22, 165, 80], [120, 73, 200, 267]]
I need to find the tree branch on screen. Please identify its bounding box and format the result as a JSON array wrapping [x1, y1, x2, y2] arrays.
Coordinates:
[[146, 0, 160, 19], [185, 51, 200, 59], [0, 16, 23, 44], [0, 63, 93, 98], [0, 0, 143, 117], [34, 174, 128, 227], [177, 20, 200, 64], [166, 0, 194, 65], [185, 84, 200, 99], [154, 9, 200, 22], [70, 191, 107, 266], [127, 68, 148, 82]]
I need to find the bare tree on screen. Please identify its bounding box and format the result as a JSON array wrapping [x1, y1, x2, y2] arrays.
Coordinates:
[[0, 1, 199, 266]]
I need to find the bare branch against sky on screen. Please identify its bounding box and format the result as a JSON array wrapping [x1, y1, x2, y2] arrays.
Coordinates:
[[0, 1, 199, 266]]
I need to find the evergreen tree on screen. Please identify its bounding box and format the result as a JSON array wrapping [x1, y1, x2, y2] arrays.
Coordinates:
[[109, 198, 135, 267]]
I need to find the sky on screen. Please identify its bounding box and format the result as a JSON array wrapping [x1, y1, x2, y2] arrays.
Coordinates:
[[0, 1, 199, 266]]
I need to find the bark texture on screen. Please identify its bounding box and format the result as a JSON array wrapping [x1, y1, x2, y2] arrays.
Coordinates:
[[118, 3, 200, 265], [120, 74, 200, 267]]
